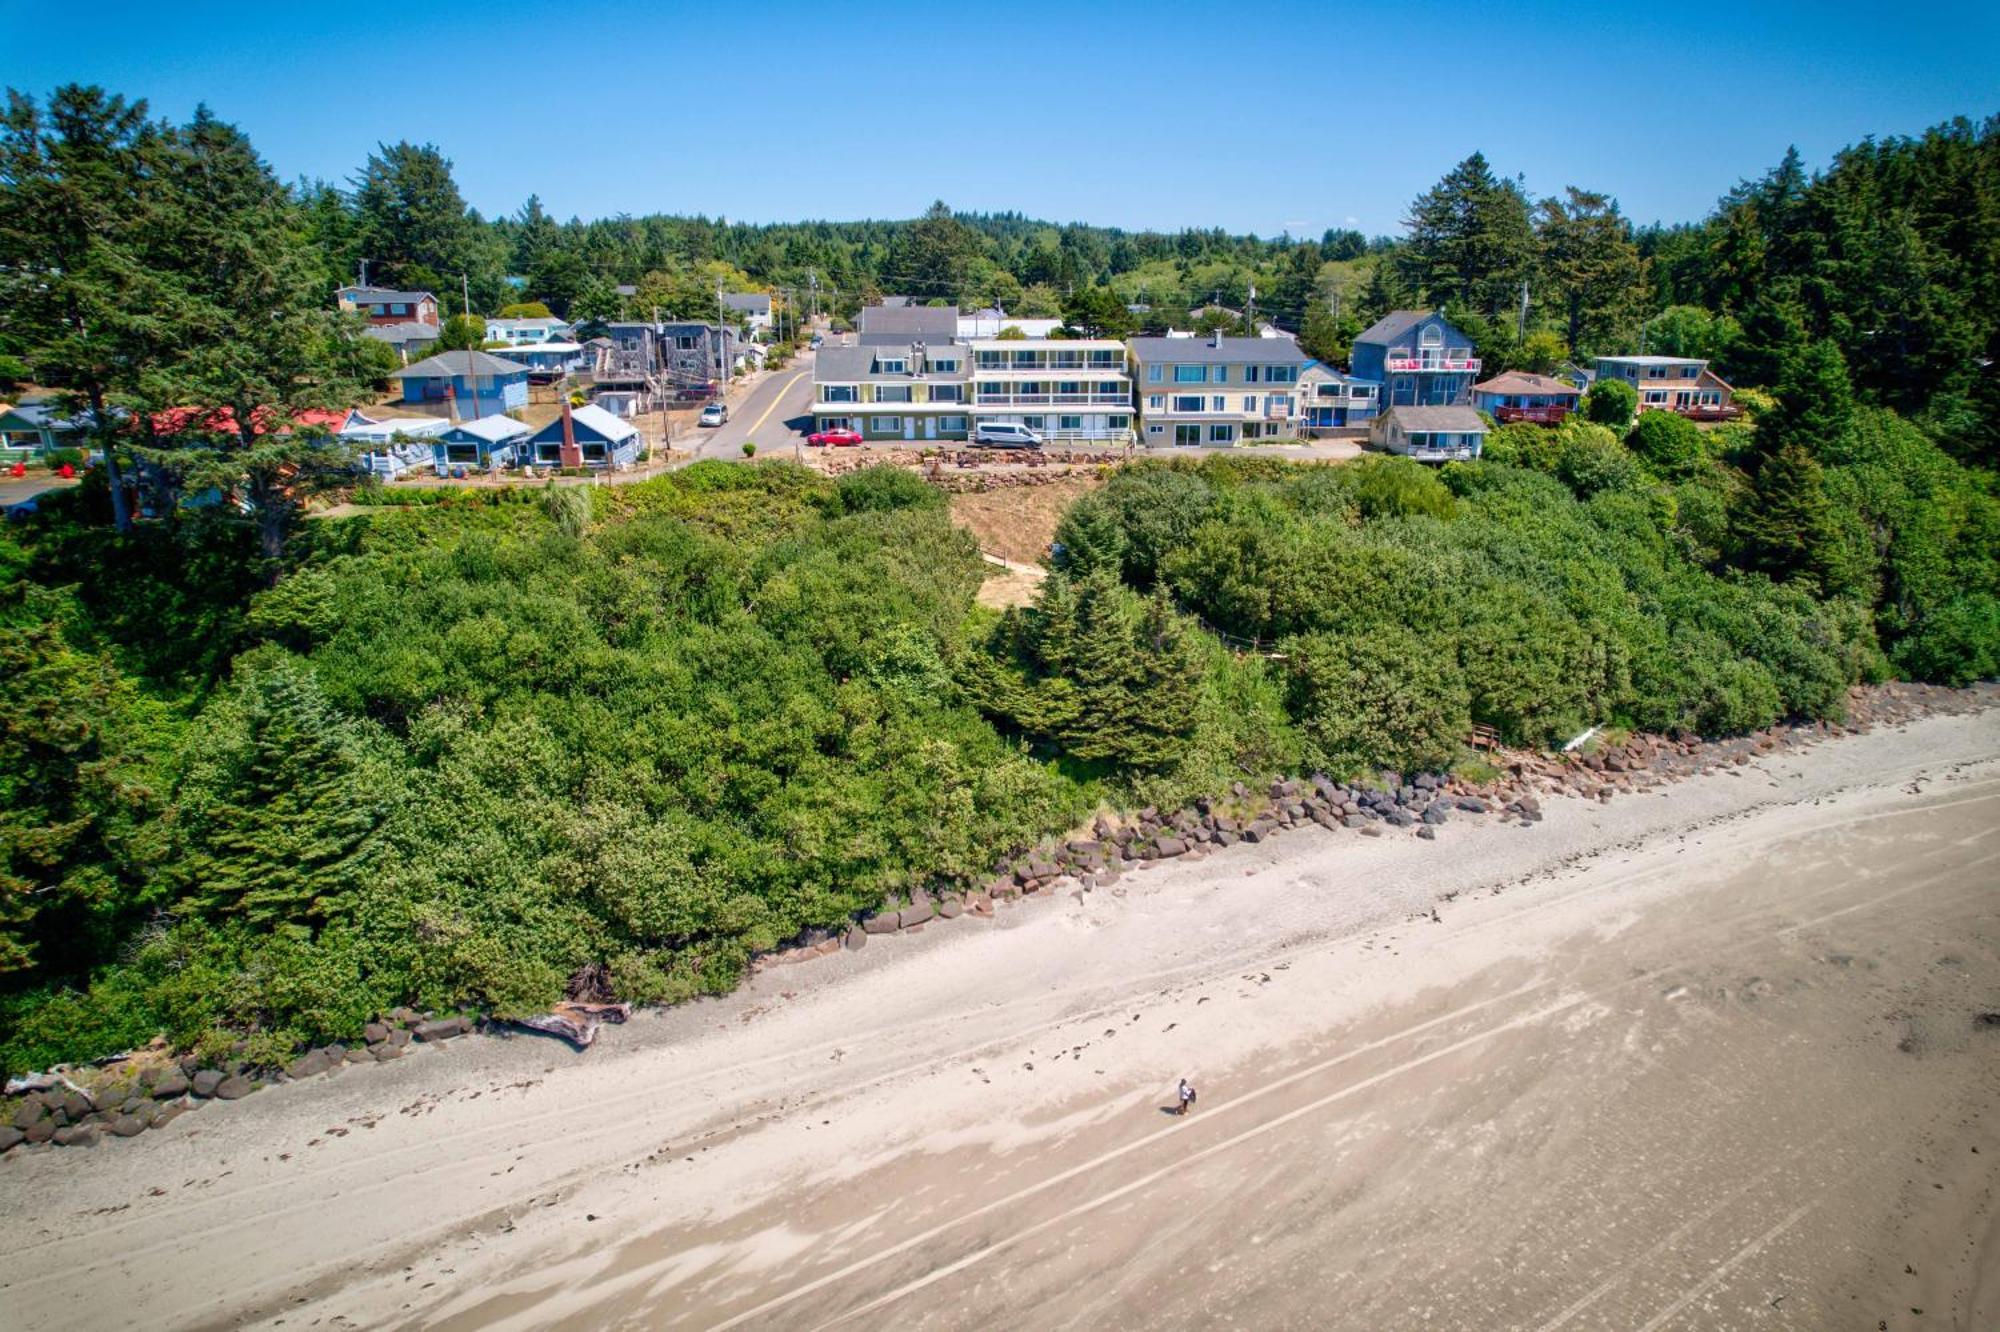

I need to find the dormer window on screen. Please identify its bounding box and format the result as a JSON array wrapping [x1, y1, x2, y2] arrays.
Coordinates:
[[1420, 326, 1443, 346], [876, 358, 907, 374]]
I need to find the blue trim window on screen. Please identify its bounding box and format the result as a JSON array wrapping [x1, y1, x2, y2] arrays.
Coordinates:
[[1147, 364, 1163, 382], [1172, 365, 1206, 383]]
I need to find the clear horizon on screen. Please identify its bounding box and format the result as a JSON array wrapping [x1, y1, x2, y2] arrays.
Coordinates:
[[6, 0, 1997, 237]]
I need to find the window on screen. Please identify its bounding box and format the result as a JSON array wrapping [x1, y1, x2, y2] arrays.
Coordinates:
[[1175, 424, 1201, 445], [1421, 326, 1442, 346], [930, 385, 962, 402], [1147, 364, 1163, 382], [1172, 395, 1205, 413], [1023, 416, 1046, 429], [1680, 365, 1697, 378], [1058, 415, 1082, 431], [391, 303, 409, 315], [1209, 424, 1233, 442], [1211, 396, 1226, 412], [1109, 415, 1130, 429], [1097, 382, 1124, 396], [1148, 424, 1165, 435], [875, 386, 912, 403], [1243, 395, 1259, 413], [676, 336, 697, 350], [1245, 365, 1260, 383], [1269, 394, 1291, 413], [1172, 365, 1206, 383], [869, 416, 902, 431], [936, 416, 966, 432], [1643, 391, 1668, 404], [1057, 381, 1083, 396], [1148, 395, 1165, 409], [875, 358, 906, 374], [820, 417, 854, 430], [820, 385, 857, 402], [929, 358, 958, 373], [1266, 365, 1297, 383], [980, 351, 1007, 369], [1214, 366, 1229, 383], [1646, 366, 1667, 378]]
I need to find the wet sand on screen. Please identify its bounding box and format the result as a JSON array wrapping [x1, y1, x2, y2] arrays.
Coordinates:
[[1, 711, 1996, 1331]]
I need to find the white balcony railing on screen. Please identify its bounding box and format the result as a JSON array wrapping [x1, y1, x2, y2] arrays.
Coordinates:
[[1384, 351, 1480, 373], [977, 393, 1132, 407]]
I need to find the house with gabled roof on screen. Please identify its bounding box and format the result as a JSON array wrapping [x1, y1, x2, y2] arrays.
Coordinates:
[[1371, 404, 1487, 461], [1298, 361, 1381, 433], [1471, 370, 1580, 425], [720, 292, 773, 337], [1350, 310, 1480, 408], [523, 403, 642, 469], [337, 286, 441, 327], [391, 350, 531, 418], [431, 414, 531, 472]]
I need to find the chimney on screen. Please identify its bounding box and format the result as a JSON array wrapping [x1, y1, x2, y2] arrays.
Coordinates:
[[559, 396, 582, 469], [1211, 330, 1225, 349]]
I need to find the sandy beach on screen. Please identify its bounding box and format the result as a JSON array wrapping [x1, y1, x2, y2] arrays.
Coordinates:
[[2, 708, 1997, 1331]]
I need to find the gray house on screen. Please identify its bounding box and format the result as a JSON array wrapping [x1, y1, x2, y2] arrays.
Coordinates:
[[856, 303, 959, 346], [811, 339, 971, 442], [1370, 404, 1487, 461], [720, 292, 774, 338]]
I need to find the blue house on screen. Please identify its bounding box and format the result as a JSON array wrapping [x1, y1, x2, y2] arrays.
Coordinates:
[[524, 403, 642, 469], [1350, 310, 1481, 408], [431, 415, 530, 472], [337, 410, 451, 477], [391, 350, 530, 418], [1297, 361, 1381, 432], [488, 342, 587, 381]]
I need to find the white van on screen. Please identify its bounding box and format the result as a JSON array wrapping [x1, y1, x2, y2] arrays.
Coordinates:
[[970, 422, 1043, 449]]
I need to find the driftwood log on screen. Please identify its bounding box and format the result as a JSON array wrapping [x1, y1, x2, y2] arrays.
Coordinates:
[[510, 1002, 632, 1049]]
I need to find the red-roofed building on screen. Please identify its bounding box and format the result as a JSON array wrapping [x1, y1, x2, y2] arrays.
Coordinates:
[[147, 406, 349, 439]]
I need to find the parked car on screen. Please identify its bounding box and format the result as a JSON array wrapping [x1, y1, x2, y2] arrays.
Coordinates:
[[970, 422, 1043, 449], [699, 402, 729, 427], [675, 384, 716, 402], [809, 334, 823, 350], [806, 426, 863, 448]]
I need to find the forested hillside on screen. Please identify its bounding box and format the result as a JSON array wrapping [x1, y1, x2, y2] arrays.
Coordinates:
[[1, 85, 1996, 1072]]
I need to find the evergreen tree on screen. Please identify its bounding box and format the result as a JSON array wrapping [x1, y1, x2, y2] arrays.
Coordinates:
[[1397, 152, 1536, 320], [175, 654, 385, 929], [150, 107, 366, 565], [351, 142, 498, 308], [1732, 443, 1840, 591], [889, 201, 980, 301], [1626, 410, 1704, 478], [0, 86, 173, 531], [1536, 187, 1644, 355], [1760, 339, 1855, 457]]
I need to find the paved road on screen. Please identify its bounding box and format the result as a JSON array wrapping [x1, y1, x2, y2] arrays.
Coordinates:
[[684, 352, 818, 460]]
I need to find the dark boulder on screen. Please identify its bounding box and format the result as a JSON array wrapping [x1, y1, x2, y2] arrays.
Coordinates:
[[24, 1118, 56, 1145], [863, 912, 900, 935], [213, 1076, 253, 1100], [1154, 837, 1188, 858], [414, 1017, 471, 1042], [1422, 804, 1450, 826], [52, 1125, 98, 1148], [109, 1114, 147, 1138], [899, 898, 935, 928], [0, 1126, 23, 1152], [287, 1049, 334, 1081], [190, 1070, 226, 1099], [150, 1069, 189, 1099]]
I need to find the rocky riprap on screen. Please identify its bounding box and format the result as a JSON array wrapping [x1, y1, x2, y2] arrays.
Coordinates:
[[0, 1007, 476, 1157]]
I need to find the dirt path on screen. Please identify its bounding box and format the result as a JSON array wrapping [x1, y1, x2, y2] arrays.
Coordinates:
[[2, 713, 1996, 1331]]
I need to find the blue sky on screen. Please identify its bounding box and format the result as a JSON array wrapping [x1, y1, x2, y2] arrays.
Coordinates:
[[6, 0, 1997, 237]]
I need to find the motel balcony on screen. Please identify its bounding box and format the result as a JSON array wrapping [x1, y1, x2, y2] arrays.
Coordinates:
[[975, 392, 1133, 407]]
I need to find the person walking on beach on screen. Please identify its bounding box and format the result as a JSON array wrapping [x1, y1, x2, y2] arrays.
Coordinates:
[[1176, 1078, 1197, 1115]]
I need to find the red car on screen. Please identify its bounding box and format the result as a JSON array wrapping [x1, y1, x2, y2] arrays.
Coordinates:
[[807, 427, 863, 448]]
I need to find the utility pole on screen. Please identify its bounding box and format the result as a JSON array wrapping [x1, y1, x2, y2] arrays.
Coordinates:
[[358, 259, 369, 288], [808, 269, 819, 324], [1516, 280, 1530, 342], [461, 272, 471, 320]]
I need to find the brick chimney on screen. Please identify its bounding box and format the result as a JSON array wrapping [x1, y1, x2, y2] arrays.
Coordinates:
[[559, 397, 582, 469]]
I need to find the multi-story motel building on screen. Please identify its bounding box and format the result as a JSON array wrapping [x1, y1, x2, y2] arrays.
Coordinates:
[[1128, 332, 1309, 446]]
